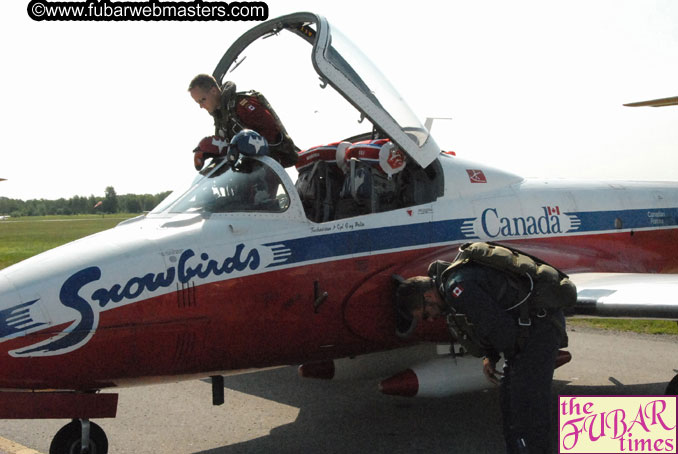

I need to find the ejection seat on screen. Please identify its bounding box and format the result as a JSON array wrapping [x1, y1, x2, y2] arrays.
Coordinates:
[[295, 143, 344, 222], [337, 139, 405, 216], [295, 139, 410, 222]]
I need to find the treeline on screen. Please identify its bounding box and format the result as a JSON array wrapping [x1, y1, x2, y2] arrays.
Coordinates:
[[0, 186, 171, 217]]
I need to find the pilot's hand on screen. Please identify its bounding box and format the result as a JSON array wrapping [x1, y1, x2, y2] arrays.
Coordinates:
[[196, 136, 229, 156], [193, 149, 205, 171], [193, 136, 229, 171], [482, 357, 503, 386]]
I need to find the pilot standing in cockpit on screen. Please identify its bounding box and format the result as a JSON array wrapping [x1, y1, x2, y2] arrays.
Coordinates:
[[188, 74, 297, 168]]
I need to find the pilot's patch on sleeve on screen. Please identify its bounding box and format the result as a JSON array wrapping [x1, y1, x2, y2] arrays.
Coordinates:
[[452, 285, 464, 298]]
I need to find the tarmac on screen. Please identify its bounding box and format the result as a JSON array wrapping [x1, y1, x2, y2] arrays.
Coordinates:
[[1, 326, 677, 454]]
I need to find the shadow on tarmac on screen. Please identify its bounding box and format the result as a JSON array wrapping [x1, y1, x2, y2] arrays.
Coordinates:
[[191, 367, 670, 454]]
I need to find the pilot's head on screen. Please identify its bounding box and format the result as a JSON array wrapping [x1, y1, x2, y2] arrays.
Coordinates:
[[395, 276, 444, 324], [188, 74, 222, 115]]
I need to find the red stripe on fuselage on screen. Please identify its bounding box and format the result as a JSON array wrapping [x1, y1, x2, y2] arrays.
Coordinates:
[[0, 228, 676, 390]]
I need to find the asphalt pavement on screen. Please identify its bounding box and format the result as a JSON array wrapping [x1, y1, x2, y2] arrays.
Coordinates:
[[1, 326, 677, 454]]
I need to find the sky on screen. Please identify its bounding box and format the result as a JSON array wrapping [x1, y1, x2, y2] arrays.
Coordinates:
[[0, 0, 677, 201]]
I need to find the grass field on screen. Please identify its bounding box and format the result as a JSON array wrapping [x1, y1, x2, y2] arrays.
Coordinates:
[[0, 214, 138, 270], [568, 318, 678, 335], [1, 214, 676, 335]]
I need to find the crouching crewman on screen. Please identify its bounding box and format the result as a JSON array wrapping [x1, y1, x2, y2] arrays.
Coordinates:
[[395, 242, 575, 454]]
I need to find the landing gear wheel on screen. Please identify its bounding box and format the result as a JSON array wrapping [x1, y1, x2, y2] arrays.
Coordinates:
[[49, 420, 108, 454], [665, 374, 678, 395]]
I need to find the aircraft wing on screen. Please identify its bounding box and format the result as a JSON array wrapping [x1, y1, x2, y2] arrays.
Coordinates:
[[570, 273, 678, 319], [623, 96, 678, 107]]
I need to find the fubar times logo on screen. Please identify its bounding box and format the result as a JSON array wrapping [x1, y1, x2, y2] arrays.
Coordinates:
[[559, 395, 677, 453]]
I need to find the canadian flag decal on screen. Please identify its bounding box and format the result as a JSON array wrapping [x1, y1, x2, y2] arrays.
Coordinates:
[[466, 169, 487, 183]]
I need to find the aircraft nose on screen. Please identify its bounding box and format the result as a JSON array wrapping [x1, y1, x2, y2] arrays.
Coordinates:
[[0, 269, 52, 359]]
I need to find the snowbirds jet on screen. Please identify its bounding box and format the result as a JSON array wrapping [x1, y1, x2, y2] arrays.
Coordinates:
[[1, 12, 678, 454]]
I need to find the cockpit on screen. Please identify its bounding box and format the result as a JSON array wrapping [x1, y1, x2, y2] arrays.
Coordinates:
[[169, 158, 288, 214], [152, 157, 290, 215], [153, 12, 445, 220], [293, 137, 442, 222]]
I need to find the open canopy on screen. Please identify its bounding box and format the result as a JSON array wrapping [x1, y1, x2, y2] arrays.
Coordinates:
[[213, 12, 441, 169]]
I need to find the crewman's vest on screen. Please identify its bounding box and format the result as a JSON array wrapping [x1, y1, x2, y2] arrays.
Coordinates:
[[429, 242, 576, 356], [219, 90, 298, 167], [435, 242, 576, 310]]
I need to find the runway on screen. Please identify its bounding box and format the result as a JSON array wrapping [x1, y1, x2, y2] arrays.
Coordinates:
[[1, 326, 677, 454]]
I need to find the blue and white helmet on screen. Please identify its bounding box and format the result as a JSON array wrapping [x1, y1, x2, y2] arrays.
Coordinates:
[[227, 129, 270, 164]]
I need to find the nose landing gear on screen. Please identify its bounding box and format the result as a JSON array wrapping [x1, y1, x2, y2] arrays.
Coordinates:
[[49, 419, 108, 454]]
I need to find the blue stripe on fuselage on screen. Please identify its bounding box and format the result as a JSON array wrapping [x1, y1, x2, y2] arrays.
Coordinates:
[[263, 218, 474, 267], [565, 207, 678, 232], [264, 207, 678, 268]]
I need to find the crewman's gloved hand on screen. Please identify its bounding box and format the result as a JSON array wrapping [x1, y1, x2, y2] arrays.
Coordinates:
[[482, 356, 503, 386], [193, 135, 229, 171]]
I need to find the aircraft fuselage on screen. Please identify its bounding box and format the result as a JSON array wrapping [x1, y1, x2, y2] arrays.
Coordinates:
[[1, 153, 677, 391]]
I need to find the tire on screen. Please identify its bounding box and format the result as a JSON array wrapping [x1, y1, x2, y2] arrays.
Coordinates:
[[49, 420, 108, 454], [665, 374, 678, 395]]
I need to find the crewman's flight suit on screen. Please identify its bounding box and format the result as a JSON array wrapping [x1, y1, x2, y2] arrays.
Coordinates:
[[432, 262, 566, 454], [212, 81, 297, 167]]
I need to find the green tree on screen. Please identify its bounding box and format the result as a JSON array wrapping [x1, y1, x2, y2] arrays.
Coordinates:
[[121, 194, 142, 213], [0, 189, 170, 217], [102, 186, 118, 213]]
